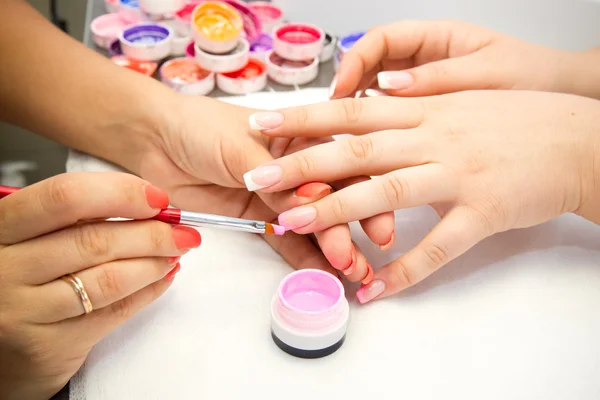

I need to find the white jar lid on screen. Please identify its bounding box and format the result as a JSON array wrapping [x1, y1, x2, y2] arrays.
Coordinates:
[[216, 58, 267, 95], [266, 51, 319, 86], [90, 13, 132, 50], [194, 39, 249, 73]]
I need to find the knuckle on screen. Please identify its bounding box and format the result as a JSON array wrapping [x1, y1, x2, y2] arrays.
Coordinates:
[[46, 174, 80, 210], [468, 199, 502, 236], [381, 174, 410, 209], [293, 153, 317, 180], [73, 223, 112, 259], [389, 260, 416, 288], [328, 195, 349, 222], [96, 266, 122, 304], [111, 293, 134, 320], [345, 136, 374, 162], [422, 243, 449, 268], [295, 106, 309, 128], [339, 98, 363, 125]]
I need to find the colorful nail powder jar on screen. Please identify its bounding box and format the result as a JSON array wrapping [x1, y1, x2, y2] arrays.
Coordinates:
[[319, 32, 337, 63], [119, 23, 174, 61], [194, 38, 249, 73], [118, 0, 142, 24], [271, 269, 349, 359], [217, 58, 267, 95], [159, 57, 215, 95], [266, 51, 319, 86], [335, 31, 364, 70], [191, 1, 243, 54], [174, 3, 197, 36], [111, 55, 158, 76], [221, 0, 262, 43], [249, 33, 273, 63], [247, 1, 283, 33], [90, 13, 132, 49], [273, 23, 325, 62]]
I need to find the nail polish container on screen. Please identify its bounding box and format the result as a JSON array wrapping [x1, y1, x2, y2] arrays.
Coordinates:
[[90, 13, 132, 49], [118, 0, 142, 24], [273, 23, 325, 61], [170, 34, 191, 56], [194, 39, 249, 73], [249, 33, 273, 63], [319, 32, 337, 63], [119, 23, 174, 61], [159, 57, 215, 95], [111, 56, 158, 76], [221, 0, 262, 44], [174, 3, 196, 36], [271, 269, 349, 359], [247, 1, 283, 33], [191, 1, 243, 54], [217, 58, 267, 95], [266, 51, 319, 86], [334, 31, 364, 70], [139, 0, 184, 16]]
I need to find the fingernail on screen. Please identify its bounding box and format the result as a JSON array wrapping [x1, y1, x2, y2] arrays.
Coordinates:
[[365, 88, 387, 97], [342, 247, 356, 275], [164, 262, 181, 280], [172, 226, 201, 249], [361, 263, 374, 284], [356, 279, 385, 304], [243, 165, 283, 191], [328, 75, 337, 99], [278, 206, 317, 230], [294, 182, 331, 198], [167, 256, 181, 265], [249, 112, 284, 130], [379, 232, 395, 251], [377, 71, 414, 90], [144, 184, 169, 209]]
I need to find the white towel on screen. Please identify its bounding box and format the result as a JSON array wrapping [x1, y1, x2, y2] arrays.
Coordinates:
[[69, 89, 600, 400]]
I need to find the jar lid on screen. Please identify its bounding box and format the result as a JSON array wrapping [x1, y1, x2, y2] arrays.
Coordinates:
[[273, 23, 325, 61], [217, 58, 267, 95]]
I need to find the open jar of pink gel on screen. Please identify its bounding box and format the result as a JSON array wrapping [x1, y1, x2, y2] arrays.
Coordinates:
[[271, 269, 349, 359]]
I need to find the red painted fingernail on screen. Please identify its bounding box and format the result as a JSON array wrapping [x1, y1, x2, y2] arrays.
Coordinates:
[[361, 263, 374, 284], [165, 262, 181, 280], [342, 247, 356, 275], [379, 232, 395, 251], [167, 256, 181, 265], [144, 184, 169, 209], [172, 226, 201, 249], [294, 182, 332, 198]]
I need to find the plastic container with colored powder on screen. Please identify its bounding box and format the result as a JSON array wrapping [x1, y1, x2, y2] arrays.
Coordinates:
[[191, 1, 243, 54], [266, 51, 319, 86], [160, 57, 215, 95], [194, 38, 249, 73], [217, 58, 267, 95], [273, 23, 325, 62], [271, 269, 349, 359]]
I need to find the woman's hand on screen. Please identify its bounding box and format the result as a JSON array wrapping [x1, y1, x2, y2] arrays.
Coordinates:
[[127, 95, 394, 283], [331, 20, 593, 99], [242, 91, 600, 302], [0, 172, 201, 399]]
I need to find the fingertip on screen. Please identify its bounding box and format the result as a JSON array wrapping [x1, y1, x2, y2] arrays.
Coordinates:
[[356, 279, 386, 304], [379, 231, 395, 251]]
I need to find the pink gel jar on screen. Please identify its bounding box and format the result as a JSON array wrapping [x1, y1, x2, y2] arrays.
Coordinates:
[[270, 269, 349, 358]]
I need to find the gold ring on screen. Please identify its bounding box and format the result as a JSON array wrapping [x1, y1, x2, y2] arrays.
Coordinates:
[[61, 273, 93, 314]]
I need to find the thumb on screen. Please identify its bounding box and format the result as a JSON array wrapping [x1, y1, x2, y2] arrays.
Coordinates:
[[377, 55, 497, 97], [355, 206, 493, 304]]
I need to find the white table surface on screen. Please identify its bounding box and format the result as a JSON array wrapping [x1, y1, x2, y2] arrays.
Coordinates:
[[68, 89, 600, 400]]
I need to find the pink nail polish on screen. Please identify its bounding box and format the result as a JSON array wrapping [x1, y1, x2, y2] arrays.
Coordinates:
[[278, 206, 317, 230], [379, 232, 395, 251], [249, 112, 284, 130], [243, 165, 283, 191], [356, 280, 385, 304], [377, 71, 414, 90]]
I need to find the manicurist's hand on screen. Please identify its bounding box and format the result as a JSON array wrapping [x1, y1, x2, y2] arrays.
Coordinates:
[[331, 20, 600, 100], [0, 172, 201, 399], [242, 91, 600, 303]]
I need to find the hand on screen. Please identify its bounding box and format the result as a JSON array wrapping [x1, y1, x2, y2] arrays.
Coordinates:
[[242, 91, 600, 302], [127, 95, 395, 283], [0, 172, 201, 399], [331, 20, 579, 99]]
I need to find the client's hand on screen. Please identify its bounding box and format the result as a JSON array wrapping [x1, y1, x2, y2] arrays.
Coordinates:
[[242, 91, 600, 302], [0, 172, 200, 399], [331, 20, 578, 99], [135, 96, 394, 282]]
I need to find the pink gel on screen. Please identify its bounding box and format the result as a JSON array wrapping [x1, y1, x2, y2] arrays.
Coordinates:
[[280, 270, 340, 312], [272, 224, 286, 235]]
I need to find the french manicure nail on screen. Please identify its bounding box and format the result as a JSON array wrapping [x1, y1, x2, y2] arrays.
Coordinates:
[[328, 75, 337, 98], [165, 263, 181, 280], [294, 182, 331, 198], [143, 184, 169, 209], [243, 165, 283, 191], [172, 226, 201, 249], [249, 112, 284, 130], [342, 247, 356, 275], [379, 232, 395, 251], [377, 71, 414, 90], [278, 206, 317, 230], [361, 263, 374, 284], [356, 280, 385, 304]]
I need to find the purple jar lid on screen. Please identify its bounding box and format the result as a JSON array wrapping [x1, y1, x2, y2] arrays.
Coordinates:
[[250, 33, 272, 52], [108, 39, 123, 57], [122, 24, 171, 45]]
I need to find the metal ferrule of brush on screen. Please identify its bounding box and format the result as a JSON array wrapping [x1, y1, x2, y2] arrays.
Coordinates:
[[180, 211, 266, 234]]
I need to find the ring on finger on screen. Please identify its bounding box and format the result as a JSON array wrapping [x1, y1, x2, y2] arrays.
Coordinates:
[[61, 273, 93, 314]]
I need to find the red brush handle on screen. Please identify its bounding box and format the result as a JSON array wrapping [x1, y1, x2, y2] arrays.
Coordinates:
[[0, 184, 182, 224]]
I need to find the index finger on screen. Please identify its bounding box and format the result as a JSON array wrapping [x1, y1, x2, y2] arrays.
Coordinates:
[[0, 172, 168, 245]]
